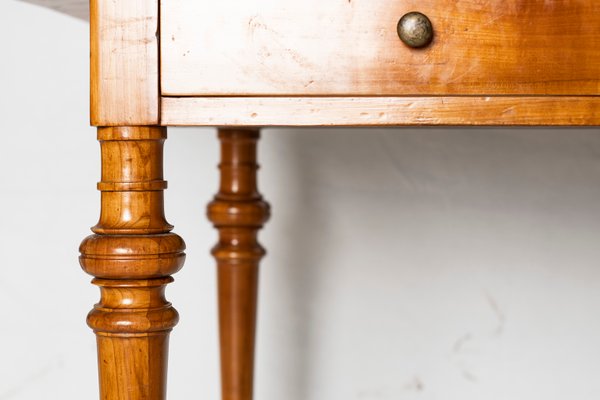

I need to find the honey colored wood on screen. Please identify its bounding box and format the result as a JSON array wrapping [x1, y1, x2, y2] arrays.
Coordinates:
[[80, 126, 185, 400], [161, 0, 600, 96], [62, 0, 600, 398], [90, 0, 160, 126], [161, 96, 600, 126], [207, 129, 270, 400], [18, 0, 88, 19]]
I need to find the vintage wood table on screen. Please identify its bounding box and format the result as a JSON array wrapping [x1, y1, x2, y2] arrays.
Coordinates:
[[22, 0, 600, 399]]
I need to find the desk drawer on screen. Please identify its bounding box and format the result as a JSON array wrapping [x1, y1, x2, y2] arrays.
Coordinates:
[[161, 0, 600, 96]]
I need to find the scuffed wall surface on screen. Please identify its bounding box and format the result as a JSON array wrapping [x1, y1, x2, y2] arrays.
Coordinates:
[[18, 0, 87, 20]]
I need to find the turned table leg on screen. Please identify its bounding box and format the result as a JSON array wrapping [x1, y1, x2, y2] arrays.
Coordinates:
[[207, 129, 271, 400], [80, 126, 185, 400]]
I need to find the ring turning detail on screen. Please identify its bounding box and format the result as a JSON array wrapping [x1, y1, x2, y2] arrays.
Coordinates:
[[207, 129, 271, 400]]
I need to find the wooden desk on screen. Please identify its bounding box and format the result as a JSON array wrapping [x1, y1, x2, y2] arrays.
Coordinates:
[[21, 1, 600, 399]]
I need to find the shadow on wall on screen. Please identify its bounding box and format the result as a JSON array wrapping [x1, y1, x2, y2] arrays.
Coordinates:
[[258, 127, 600, 400]]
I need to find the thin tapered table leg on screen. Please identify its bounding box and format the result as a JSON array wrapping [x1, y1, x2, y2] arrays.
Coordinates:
[[80, 126, 185, 400], [208, 129, 270, 400]]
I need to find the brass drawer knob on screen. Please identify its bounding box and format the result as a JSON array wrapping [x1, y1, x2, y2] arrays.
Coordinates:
[[397, 11, 434, 48]]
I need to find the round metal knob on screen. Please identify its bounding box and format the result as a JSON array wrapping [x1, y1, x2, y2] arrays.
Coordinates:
[[397, 12, 434, 48]]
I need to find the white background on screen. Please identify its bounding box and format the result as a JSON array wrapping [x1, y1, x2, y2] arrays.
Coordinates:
[[2, 2, 600, 399]]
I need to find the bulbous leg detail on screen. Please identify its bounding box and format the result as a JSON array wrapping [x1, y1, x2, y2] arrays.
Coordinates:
[[80, 127, 185, 400], [208, 129, 270, 400]]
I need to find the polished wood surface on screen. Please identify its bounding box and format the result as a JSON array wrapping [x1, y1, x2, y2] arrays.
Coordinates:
[[18, 0, 87, 19], [161, 96, 600, 126], [161, 0, 600, 96], [90, 0, 160, 126], [64, 0, 600, 398], [80, 127, 185, 399], [207, 129, 270, 400]]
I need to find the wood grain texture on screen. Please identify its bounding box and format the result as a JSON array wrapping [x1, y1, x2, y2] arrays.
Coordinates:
[[80, 127, 185, 400], [207, 129, 270, 400], [91, 0, 160, 126], [18, 0, 88, 20], [161, 0, 600, 96], [161, 96, 600, 126]]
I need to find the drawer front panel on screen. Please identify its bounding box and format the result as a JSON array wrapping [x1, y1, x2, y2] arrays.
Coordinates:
[[161, 0, 600, 96]]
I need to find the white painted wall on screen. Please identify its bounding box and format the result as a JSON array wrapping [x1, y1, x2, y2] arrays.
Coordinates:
[[2, 2, 600, 399]]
